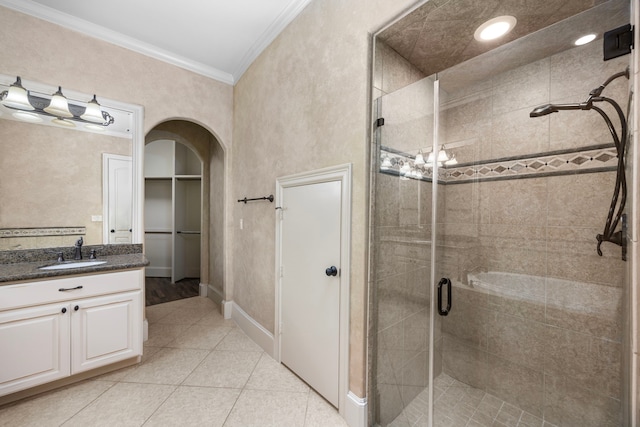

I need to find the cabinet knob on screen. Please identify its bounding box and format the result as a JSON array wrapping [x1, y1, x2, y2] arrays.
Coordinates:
[[61, 307, 67, 314], [74, 305, 79, 311]]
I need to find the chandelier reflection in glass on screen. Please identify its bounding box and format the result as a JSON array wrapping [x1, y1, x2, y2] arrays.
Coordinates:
[[0, 76, 114, 129], [380, 145, 457, 180]]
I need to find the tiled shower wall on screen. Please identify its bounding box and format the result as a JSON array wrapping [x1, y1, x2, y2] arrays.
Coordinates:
[[371, 38, 629, 426], [437, 41, 627, 426]]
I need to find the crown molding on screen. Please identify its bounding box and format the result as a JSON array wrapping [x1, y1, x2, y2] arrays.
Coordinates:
[[0, 0, 235, 85], [232, 0, 314, 80]]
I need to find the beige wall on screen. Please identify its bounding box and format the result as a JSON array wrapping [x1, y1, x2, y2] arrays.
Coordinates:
[[232, 0, 417, 397], [1, 0, 420, 400]]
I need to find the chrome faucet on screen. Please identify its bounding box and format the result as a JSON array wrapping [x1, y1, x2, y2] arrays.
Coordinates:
[[73, 237, 83, 260]]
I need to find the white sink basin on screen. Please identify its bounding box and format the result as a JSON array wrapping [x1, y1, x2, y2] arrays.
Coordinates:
[[39, 260, 107, 271]]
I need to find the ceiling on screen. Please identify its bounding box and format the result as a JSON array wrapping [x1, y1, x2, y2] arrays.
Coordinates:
[[378, 0, 622, 78], [0, 0, 314, 85]]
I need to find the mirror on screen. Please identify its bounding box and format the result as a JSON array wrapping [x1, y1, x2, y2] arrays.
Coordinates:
[[0, 74, 143, 251]]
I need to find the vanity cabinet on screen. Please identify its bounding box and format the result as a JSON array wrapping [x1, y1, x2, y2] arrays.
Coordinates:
[[0, 303, 71, 395], [0, 269, 143, 398]]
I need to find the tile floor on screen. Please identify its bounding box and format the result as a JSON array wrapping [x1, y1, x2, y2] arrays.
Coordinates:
[[388, 374, 557, 427], [0, 296, 350, 427]]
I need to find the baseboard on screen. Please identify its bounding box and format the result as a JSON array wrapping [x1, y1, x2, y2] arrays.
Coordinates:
[[207, 284, 223, 306], [344, 391, 367, 427], [221, 300, 233, 319], [199, 282, 208, 297], [230, 302, 275, 358]]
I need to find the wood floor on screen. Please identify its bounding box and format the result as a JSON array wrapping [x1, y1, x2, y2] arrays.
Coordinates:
[[145, 276, 200, 306]]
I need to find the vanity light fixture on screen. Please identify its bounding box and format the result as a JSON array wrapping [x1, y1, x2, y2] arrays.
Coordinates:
[[474, 16, 517, 42], [427, 145, 451, 166], [81, 95, 107, 123], [575, 34, 596, 46], [1, 77, 34, 110], [0, 76, 114, 127], [43, 86, 73, 118], [12, 111, 42, 123], [379, 146, 457, 181], [381, 154, 392, 170]]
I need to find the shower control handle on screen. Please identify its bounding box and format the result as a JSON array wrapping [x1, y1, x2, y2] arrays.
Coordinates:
[[437, 277, 452, 316], [325, 266, 338, 277]]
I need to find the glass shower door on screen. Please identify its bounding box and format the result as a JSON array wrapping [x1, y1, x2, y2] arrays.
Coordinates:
[[372, 75, 438, 427]]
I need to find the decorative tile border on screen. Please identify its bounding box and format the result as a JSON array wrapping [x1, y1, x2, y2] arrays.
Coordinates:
[[380, 144, 618, 184], [0, 227, 86, 238]]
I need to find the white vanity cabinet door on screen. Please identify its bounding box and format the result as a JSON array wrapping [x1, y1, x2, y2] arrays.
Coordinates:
[[71, 291, 142, 374], [0, 303, 70, 395]]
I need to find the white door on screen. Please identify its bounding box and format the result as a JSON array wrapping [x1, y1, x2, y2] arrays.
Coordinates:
[[280, 179, 342, 407], [104, 154, 132, 244]]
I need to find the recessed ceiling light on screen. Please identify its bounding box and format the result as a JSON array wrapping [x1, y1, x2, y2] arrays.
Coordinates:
[[474, 16, 517, 42], [575, 34, 597, 46]]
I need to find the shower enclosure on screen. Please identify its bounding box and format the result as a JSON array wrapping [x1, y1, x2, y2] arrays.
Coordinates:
[[368, 1, 634, 426]]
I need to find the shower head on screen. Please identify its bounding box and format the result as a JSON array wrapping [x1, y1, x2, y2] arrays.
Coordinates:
[[529, 104, 557, 117], [529, 102, 586, 117]]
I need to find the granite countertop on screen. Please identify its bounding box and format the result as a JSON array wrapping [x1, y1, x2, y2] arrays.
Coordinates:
[[0, 244, 149, 284]]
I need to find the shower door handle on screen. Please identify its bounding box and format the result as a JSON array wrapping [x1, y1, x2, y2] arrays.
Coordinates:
[[437, 277, 452, 316]]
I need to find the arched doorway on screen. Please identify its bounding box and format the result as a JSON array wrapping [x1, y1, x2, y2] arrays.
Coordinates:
[[144, 120, 225, 306]]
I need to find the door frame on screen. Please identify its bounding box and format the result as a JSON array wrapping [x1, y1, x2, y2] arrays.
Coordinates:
[[274, 163, 352, 413]]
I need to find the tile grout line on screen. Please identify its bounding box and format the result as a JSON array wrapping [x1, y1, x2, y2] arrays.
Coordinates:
[[139, 301, 237, 426], [59, 380, 119, 426]]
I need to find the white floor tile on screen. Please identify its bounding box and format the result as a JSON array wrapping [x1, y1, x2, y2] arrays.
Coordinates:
[[62, 382, 175, 427], [144, 386, 241, 427], [223, 389, 308, 427], [183, 350, 262, 388], [245, 353, 310, 393], [0, 380, 114, 427]]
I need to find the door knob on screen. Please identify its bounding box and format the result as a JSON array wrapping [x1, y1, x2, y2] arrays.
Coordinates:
[[325, 266, 338, 277]]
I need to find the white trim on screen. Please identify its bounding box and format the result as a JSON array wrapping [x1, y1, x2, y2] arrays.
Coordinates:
[[230, 302, 275, 358], [199, 282, 208, 297], [207, 284, 223, 305], [274, 163, 352, 415], [221, 300, 234, 320], [344, 392, 368, 427], [0, 0, 234, 85]]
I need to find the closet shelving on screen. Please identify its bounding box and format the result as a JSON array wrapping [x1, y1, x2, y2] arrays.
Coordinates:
[[144, 140, 201, 282]]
